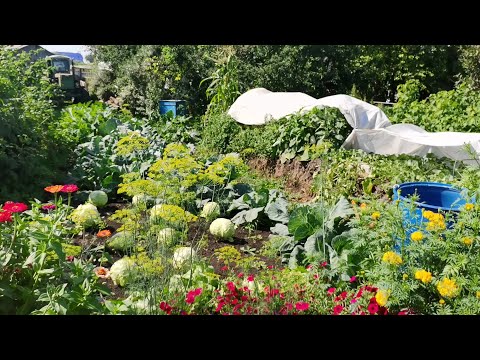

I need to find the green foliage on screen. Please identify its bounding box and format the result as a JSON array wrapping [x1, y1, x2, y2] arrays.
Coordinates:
[[198, 112, 242, 155], [70, 118, 165, 195], [201, 48, 240, 115], [0, 48, 66, 202], [272, 107, 348, 163], [88, 45, 216, 116], [313, 148, 459, 203], [200, 107, 347, 162], [388, 80, 480, 133]]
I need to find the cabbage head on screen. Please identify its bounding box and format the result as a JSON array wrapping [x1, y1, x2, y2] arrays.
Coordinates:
[[173, 247, 196, 269], [71, 203, 101, 229], [209, 218, 235, 240], [110, 257, 135, 287], [88, 190, 108, 207], [200, 201, 220, 221]]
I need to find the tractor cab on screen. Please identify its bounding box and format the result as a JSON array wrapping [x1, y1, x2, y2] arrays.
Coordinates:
[[46, 55, 75, 90]]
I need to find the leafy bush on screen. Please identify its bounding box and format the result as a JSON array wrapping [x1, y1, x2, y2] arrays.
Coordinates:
[[200, 107, 348, 161], [0, 48, 66, 202], [387, 80, 480, 132]]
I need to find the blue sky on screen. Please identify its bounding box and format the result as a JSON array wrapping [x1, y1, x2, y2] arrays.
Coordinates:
[[41, 45, 91, 58]]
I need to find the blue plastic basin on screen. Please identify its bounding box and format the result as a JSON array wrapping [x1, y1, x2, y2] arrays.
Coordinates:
[[159, 100, 186, 117], [392, 182, 471, 249]]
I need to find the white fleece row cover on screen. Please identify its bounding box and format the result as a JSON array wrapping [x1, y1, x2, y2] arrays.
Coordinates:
[[227, 88, 480, 165]]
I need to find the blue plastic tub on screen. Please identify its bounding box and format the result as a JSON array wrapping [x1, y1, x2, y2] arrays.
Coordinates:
[[159, 100, 187, 117], [393, 182, 471, 249]]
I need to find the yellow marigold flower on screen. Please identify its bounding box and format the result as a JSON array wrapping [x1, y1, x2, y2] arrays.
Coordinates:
[[371, 211, 381, 220], [426, 220, 446, 232], [410, 231, 424, 242], [415, 269, 432, 284], [375, 289, 389, 306], [382, 251, 403, 265], [465, 203, 475, 211], [437, 278, 459, 299], [360, 203, 367, 210], [463, 237, 473, 246], [439, 299, 445, 305], [422, 210, 435, 221], [476, 291, 480, 299], [403, 274, 408, 280], [351, 200, 357, 205]]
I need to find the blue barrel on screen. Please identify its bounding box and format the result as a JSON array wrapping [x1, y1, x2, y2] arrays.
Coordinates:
[[159, 100, 187, 117], [393, 182, 471, 249]]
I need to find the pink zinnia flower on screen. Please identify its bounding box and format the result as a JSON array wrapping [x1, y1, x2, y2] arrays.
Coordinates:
[[320, 261, 328, 267], [368, 302, 379, 315], [237, 272, 244, 278], [350, 276, 357, 283], [42, 203, 56, 211], [61, 184, 79, 193], [295, 302, 309, 311], [2, 201, 28, 213], [247, 275, 255, 282], [327, 287, 336, 295], [66, 255, 75, 262], [333, 305, 344, 315]]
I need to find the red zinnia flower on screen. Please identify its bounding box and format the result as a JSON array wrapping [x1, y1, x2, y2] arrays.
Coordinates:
[[333, 305, 344, 315], [320, 261, 328, 267], [340, 291, 348, 300], [186, 288, 203, 304], [237, 272, 244, 278], [2, 201, 28, 213], [267, 265, 274, 270], [97, 229, 112, 238], [368, 302, 379, 315], [306, 265, 312, 271], [327, 287, 336, 295], [159, 301, 172, 314], [41, 203, 56, 211], [247, 275, 255, 282], [66, 256, 75, 262], [61, 184, 79, 193], [221, 266, 228, 272], [377, 306, 388, 315], [295, 302, 309, 311], [44, 185, 64, 194], [0, 211, 13, 223], [226, 282, 236, 292]]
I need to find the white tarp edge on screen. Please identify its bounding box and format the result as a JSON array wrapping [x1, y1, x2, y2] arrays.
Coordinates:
[[228, 88, 480, 165]]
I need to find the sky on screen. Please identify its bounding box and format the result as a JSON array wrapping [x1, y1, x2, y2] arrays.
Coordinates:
[[40, 45, 91, 59]]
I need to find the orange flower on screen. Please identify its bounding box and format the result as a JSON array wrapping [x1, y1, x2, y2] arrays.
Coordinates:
[[97, 229, 112, 238], [44, 185, 64, 193], [94, 266, 110, 279]]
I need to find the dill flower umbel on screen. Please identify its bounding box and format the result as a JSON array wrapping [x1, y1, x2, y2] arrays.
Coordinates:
[[437, 278, 459, 298], [415, 269, 432, 284], [375, 289, 390, 306], [382, 251, 402, 265], [410, 231, 424, 242]]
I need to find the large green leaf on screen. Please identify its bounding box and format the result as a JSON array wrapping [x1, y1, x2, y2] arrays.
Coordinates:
[[270, 223, 290, 236], [264, 190, 289, 224], [231, 207, 264, 225], [325, 197, 354, 230]]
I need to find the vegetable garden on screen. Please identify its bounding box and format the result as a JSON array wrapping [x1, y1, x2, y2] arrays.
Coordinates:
[[3, 45, 480, 315]]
